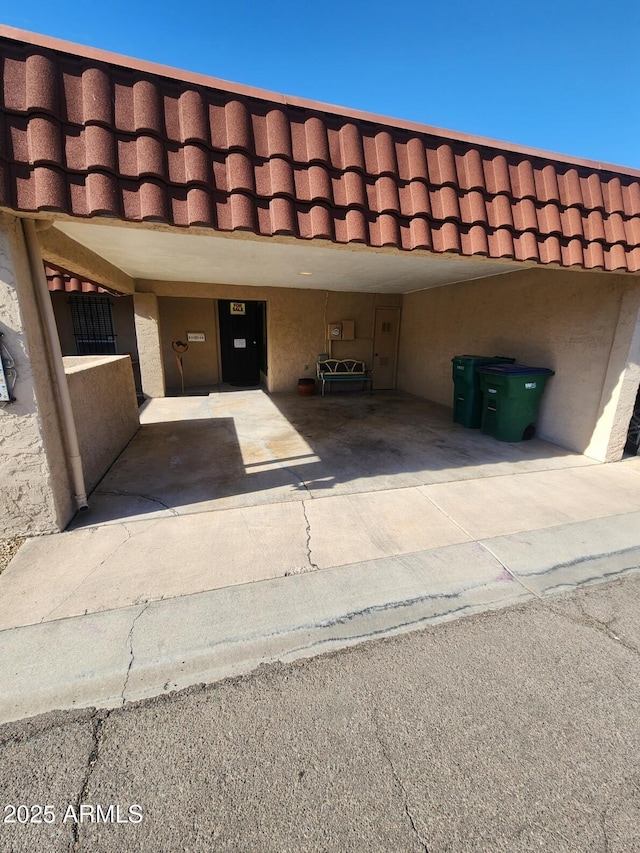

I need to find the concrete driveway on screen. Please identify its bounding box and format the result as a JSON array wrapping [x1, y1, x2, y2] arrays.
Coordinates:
[[72, 389, 600, 521], [1, 389, 640, 722], [0, 389, 614, 624], [2, 390, 640, 627]]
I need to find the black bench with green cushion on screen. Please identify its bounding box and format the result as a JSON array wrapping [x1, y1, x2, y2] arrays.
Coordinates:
[[316, 358, 372, 396]]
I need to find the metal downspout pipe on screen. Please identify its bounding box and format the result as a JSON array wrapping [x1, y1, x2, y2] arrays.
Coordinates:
[[22, 219, 88, 512]]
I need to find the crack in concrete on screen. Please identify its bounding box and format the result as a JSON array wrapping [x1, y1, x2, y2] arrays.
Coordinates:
[[281, 603, 481, 661], [70, 710, 110, 852], [547, 597, 640, 659], [600, 806, 611, 853], [95, 489, 179, 516], [530, 566, 640, 599], [283, 465, 313, 497], [421, 492, 545, 603], [40, 526, 134, 623], [301, 500, 319, 572], [217, 417, 316, 497], [313, 584, 487, 629], [506, 549, 640, 580], [477, 541, 543, 600], [577, 599, 640, 657], [254, 439, 314, 498], [373, 712, 429, 852], [190, 586, 520, 665], [0, 729, 35, 750], [121, 602, 152, 705]]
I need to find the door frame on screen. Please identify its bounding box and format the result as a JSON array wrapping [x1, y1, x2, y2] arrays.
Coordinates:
[[373, 305, 401, 390], [216, 297, 268, 387]]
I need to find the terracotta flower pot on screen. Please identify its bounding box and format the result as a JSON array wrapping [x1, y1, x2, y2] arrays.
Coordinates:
[[297, 378, 316, 396]]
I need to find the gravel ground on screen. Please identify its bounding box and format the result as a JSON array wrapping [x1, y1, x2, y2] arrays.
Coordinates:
[[0, 537, 24, 573]]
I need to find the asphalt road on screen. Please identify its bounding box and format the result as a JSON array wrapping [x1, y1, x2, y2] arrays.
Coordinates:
[[1, 574, 639, 853]]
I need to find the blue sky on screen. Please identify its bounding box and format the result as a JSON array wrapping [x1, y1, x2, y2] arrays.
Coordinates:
[[3, 1, 640, 169]]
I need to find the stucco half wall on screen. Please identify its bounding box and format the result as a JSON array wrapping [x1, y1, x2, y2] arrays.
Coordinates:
[[0, 213, 74, 535], [63, 355, 139, 493], [397, 267, 640, 458]]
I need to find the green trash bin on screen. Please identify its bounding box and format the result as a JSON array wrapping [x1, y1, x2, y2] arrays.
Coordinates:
[[477, 364, 555, 442], [451, 355, 516, 428]]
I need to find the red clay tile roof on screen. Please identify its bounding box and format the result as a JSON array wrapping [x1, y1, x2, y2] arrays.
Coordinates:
[[46, 265, 119, 295], [1, 26, 640, 273]]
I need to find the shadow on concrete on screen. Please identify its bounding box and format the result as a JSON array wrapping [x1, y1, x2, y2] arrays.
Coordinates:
[[70, 390, 594, 528], [268, 390, 588, 489]]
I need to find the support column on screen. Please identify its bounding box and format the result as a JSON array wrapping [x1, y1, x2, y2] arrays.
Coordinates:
[[0, 214, 73, 535], [584, 282, 640, 462], [133, 292, 165, 398]]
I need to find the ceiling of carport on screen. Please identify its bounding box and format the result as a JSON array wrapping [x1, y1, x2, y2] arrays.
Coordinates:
[[53, 221, 528, 294]]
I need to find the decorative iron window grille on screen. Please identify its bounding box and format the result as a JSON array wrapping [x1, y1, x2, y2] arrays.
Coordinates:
[[70, 294, 116, 355]]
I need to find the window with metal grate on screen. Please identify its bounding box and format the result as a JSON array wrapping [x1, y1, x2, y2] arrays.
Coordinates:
[[70, 294, 116, 355]]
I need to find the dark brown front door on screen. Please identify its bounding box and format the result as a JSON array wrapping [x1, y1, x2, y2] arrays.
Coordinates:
[[218, 300, 262, 385]]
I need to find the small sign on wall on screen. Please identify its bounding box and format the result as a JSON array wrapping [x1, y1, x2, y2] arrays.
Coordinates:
[[230, 302, 246, 315], [187, 332, 206, 343]]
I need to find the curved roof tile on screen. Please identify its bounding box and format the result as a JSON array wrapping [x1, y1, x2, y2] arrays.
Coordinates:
[[1, 27, 640, 273], [45, 264, 120, 295]]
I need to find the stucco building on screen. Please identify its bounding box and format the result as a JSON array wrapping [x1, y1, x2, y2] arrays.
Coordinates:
[[1, 25, 639, 536]]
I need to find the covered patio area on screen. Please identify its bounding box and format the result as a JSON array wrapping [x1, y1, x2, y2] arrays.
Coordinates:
[[5, 388, 640, 634], [77, 388, 597, 525], [1, 25, 639, 545]]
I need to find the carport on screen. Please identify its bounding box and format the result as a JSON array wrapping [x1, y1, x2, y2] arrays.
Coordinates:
[[4, 387, 640, 629], [73, 389, 599, 526], [1, 25, 640, 539]]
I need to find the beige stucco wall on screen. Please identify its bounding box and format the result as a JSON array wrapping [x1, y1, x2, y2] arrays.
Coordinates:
[[63, 355, 139, 493], [583, 283, 640, 461], [158, 297, 220, 390], [139, 280, 401, 393], [51, 292, 141, 390], [0, 214, 74, 535], [133, 292, 165, 397], [397, 266, 638, 455]]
